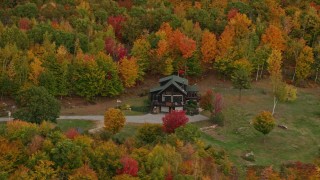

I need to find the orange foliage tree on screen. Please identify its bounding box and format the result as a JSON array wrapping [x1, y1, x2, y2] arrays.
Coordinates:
[[119, 57, 139, 88], [201, 30, 217, 64], [104, 108, 126, 134], [262, 25, 286, 51]]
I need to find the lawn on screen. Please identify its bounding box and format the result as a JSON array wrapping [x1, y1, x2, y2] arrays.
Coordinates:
[[56, 119, 98, 132], [193, 80, 320, 174]]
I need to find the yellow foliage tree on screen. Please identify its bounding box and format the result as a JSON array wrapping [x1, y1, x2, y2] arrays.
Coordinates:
[[296, 45, 314, 83], [201, 30, 217, 64], [29, 57, 44, 85], [228, 13, 252, 38], [104, 108, 126, 134], [119, 57, 139, 88], [69, 164, 98, 180]]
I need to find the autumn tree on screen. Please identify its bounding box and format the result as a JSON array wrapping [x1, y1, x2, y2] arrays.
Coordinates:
[[117, 156, 139, 177], [69, 164, 98, 180], [130, 37, 151, 80], [253, 111, 275, 140], [119, 57, 139, 88], [261, 25, 286, 51], [199, 90, 214, 114], [13, 86, 60, 123], [201, 30, 217, 65], [162, 110, 189, 133], [295, 45, 314, 84], [267, 49, 296, 115], [104, 108, 126, 134]]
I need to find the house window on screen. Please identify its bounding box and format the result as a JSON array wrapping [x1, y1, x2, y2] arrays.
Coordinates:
[[162, 95, 171, 102], [173, 95, 183, 104]]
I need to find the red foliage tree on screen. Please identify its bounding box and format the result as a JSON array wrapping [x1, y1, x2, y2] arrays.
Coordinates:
[[105, 38, 128, 61], [214, 93, 223, 115], [227, 8, 239, 20], [105, 37, 117, 55], [162, 110, 189, 133], [107, 16, 126, 40], [65, 128, 80, 140], [199, 90, 214, 114], [117, 156, 139, 176], [19, 18, 31, 30], [116, 44, 128, 60]]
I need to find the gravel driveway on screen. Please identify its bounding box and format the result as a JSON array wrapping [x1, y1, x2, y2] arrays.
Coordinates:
[[0, 113, 209, 124]]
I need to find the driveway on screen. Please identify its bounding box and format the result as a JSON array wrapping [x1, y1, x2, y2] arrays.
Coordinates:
[[0, 113, 209, 124]]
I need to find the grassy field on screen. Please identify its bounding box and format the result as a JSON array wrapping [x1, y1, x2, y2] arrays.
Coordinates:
[[56, 119, 98, 132], [194, 80, 320, 173]]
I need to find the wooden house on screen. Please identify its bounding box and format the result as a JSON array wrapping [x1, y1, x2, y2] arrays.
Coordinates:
[[150, 75, 199, 113]]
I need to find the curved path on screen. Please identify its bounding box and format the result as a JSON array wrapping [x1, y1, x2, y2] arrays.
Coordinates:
[[0, 113, 209, 124]]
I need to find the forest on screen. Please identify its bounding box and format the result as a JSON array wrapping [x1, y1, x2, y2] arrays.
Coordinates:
[[0, 0, 319, 100], [0, 0, 320, 179]]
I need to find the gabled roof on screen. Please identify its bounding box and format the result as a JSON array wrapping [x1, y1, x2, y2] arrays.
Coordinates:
[[159, 75, 188, 85], [159, 80, 187, 95], [150, 80, 187, 95]]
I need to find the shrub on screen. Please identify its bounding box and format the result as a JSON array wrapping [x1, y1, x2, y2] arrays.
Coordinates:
[[136, 124, 164, 144], [252, 111, 275, 135], [65, 128, 80, 140], [184, 100, 199, 115], [162, 110, 189, 133], [104, 108, 126, 134], [6, 120, 39, 144], [99, 130, 112, 141], [175, 124, 201, 143], [117, 156, 139, 176], [212, 112, 225, 126]]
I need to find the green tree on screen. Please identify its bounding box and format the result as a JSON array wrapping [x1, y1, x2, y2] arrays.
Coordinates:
[[72, 59, 104, 101], [14, 3, 38, 18], [50, 140, 83, 176], [0, 26, 29, 50], [136, 124, 164, 145], [95, 52, 123, 97], [130, 37, 151, 80], [231, 67, 251, 100], [13, 86, 61, 124], [175, 124, 201, 143]]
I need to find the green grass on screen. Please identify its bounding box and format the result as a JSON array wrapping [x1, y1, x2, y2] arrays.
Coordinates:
[[120, 97, 149, 116], [194, 83, 320, 175], [113, 123, 140, 140], [56, 119, 98, 132]]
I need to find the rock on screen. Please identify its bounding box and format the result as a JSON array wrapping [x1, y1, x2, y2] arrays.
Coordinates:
[[242, 151, 255, 162], [278, 124, 288, 129]]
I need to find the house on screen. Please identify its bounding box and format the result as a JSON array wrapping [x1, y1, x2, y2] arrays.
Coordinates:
[[150, 75, 199, 113]]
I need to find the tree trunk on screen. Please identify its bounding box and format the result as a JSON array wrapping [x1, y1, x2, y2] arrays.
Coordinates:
[[272, 96, 278, 116], [292, 68, 296, 82], [255, 65, 260, 81], [239, 88, 242, 101], [260, 65, 264, 79], [315, 69, 319, 83]]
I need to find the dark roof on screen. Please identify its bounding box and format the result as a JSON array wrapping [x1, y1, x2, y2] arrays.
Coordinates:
[[159, 80, 187, 95], [186, 85, 198, 92], [150, 80, 187, 95], [159, 75, 188, 85]]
